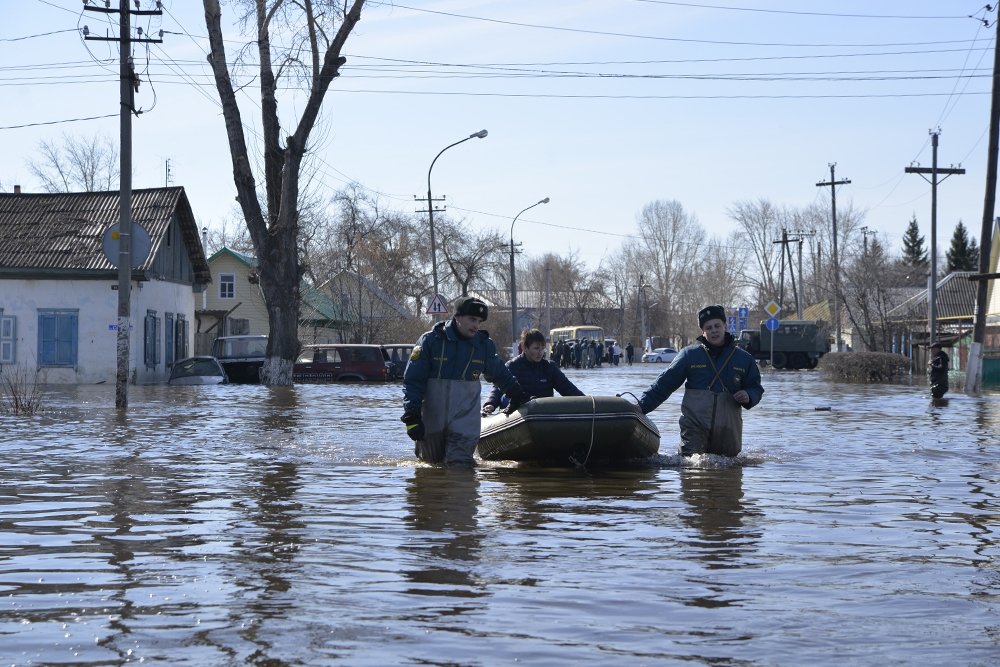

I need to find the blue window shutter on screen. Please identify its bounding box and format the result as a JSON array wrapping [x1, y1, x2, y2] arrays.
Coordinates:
[[38, 313, 56, 365], [0, 315, 15, 364], [165, 315, 174, 366]]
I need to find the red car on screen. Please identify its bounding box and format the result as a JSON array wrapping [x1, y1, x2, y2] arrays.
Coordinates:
[[293, 344, 390, 382]]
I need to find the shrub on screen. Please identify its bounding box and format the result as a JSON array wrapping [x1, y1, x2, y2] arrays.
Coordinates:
[[819, 351, 911, 384], [0, 365, 44, 415]]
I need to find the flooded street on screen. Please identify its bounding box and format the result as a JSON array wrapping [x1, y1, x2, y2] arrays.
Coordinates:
[[1, 364, 998, 666]]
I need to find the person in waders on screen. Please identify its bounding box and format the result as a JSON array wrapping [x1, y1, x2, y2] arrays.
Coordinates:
[[928, 342, 950, 399], [401, 297, 530, 466], [636, 305, 764, 457]]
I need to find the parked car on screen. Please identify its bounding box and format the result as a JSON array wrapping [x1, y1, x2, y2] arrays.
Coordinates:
[[211, 334, 268, 384], [293, 344, 390, 382], [168, 356, 229, 385], [642, 347, 679, 363], [381, 343, 414, 380]]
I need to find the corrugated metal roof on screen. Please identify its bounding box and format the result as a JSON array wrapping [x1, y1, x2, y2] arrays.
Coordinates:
[[0, 187, 210, 283], [887, 271, 977, 322]]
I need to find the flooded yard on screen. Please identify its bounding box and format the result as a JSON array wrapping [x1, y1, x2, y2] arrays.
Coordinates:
[[1, 364, 998, 665]]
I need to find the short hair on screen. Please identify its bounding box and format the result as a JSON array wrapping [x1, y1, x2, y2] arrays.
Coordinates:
[[520, 328, 546, 349]]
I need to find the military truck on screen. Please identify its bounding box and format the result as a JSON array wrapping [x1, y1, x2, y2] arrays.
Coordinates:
[[738, 320, 830, 370]]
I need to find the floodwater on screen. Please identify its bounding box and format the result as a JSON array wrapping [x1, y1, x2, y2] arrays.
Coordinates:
[[1, 364, 998, 666]]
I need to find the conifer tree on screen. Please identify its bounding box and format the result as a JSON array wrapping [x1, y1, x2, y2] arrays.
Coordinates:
[[901, 215, 928, 269], [946, 220, 979, 272]]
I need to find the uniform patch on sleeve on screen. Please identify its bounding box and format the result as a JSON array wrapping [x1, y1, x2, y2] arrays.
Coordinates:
[[409, 348, 421, 362]]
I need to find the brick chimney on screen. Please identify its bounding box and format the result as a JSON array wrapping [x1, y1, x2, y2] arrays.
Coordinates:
[[13, 185, 20, 194]]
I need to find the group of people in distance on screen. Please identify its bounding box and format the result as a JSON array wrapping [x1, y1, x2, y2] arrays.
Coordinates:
[[401, 297, 765, 466]]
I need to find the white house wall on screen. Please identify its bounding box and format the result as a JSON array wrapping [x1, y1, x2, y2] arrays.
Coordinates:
[[0, 277, 196, 385]]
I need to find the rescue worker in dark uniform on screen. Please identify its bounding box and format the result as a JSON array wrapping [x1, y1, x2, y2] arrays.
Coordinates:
[[402, 297, 529, 465], [482, 328, 584, 413], [637, 305, 764, 457], [928, 342, 950, 399]]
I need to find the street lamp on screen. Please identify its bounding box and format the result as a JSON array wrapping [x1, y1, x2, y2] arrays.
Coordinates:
[[510, 197, 550, 352], [639, 283, 653, 353], [425, 129, 488, 311]]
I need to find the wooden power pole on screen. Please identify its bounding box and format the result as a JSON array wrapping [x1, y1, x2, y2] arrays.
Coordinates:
[[816, 164, 850, 352], [905, 131, 965, 347]]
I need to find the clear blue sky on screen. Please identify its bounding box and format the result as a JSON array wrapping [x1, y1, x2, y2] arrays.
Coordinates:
[[3, 1, 996, 273]]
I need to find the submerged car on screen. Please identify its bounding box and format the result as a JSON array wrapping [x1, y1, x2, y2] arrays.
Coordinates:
[[168, 356, 228, 385], [381, 343, 414, 381], [642, 347, 678, 363], [293, 344, 390, 382], [211, 334, 268, 384]]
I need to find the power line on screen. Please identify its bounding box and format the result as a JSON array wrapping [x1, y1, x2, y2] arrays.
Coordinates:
[[0, 113, 117, 130], [628, 0, 975, 20], [388, 3, 987, 49]]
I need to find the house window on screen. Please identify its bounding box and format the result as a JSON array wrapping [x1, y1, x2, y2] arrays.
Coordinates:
[[220, 273, 235, 299], [229, 318, 250, 335], [144, 310, 161, 368], [165, 313, 175, 367], [175, 316, 188, 360], [0, 314, 15, 364], [37, 309, 78, 368]]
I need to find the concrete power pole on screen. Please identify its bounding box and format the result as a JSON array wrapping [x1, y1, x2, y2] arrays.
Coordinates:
[[84, 1, 162, 409], [967, 12, 1000, 394], [816, 164, 850, 352], [905, 131, 965, 347]]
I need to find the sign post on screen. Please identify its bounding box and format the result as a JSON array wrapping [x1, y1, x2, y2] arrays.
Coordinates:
[[764, 301, 781, 368]]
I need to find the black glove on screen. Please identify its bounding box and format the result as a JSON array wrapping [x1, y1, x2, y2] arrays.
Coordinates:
[[504, 386, 531, 414], [401, 413, 425, 441]]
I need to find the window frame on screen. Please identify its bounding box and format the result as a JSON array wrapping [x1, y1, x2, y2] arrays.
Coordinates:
[[219, 273, 235, 299], [37, 309, 78, 368]]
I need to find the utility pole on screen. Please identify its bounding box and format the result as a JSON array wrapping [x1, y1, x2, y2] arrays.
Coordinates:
[[816, 164, 850, 352], [967, 12, 1000, 394], [772, 229, 801, 315], [544, 263, 552, 342], [789, 229, 815, 319], [84, 1, 162, 410], [905, 130, 965, 347]]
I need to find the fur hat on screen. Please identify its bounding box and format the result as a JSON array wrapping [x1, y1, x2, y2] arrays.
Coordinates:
[[455, 296, 489, 321], [698, 304, 726, 329]]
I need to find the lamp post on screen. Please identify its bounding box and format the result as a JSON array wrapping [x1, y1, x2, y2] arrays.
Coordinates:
[[639, 281, 653, 353], [425, 129, 488, 310], [510, 197, 550, 353]]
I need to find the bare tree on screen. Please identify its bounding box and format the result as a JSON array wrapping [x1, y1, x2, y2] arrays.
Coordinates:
[[437, 217, 506, 299], [634, 200, 705, 340], [726, 198, 784, 304], [27, 133, 118, 193], [202, 0, 365, 385], [842, 235, 909, 351]]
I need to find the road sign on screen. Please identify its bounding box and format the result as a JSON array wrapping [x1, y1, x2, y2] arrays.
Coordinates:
[[727, 315, 738, 335], [426, 293, 449, 315], [765, 300, 781, 317], [738, 306, 749, 319], [102, 222, 151, 269], [765, 316, 780, 332]]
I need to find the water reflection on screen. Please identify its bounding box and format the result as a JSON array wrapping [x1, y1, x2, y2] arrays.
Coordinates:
[[678, 466, 760, 570], [402, 467, 485, 601], [259, 387, 301, 434], [483, 467, 660, 531]]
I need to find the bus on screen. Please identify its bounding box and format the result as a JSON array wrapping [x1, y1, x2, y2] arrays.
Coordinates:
[[549, 325, 605, 344]]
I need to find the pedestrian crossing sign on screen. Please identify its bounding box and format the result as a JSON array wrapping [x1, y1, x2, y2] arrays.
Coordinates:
[[426, 293, 449, 315]]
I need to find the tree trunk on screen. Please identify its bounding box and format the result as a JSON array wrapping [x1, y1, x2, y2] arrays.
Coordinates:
[[203, 0, 365, 385]]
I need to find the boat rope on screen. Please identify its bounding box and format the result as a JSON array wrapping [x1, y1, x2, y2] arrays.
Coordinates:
[[577, 395, 598, 468]]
